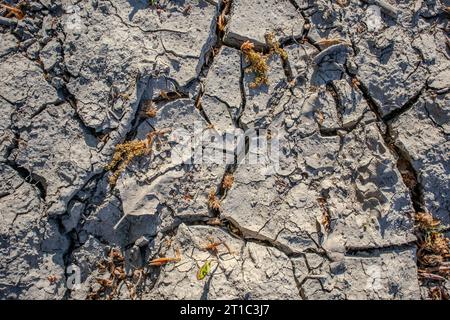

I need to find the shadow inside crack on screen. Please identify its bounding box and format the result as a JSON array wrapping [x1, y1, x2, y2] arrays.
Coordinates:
[[126, 0, 149, 21]]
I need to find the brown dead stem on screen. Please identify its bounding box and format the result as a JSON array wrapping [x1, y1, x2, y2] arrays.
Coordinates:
[[217, 0, 231, 33], [149, 248, 181, 266], [315, 38, 351, 48], [0, 3, 25, 20]]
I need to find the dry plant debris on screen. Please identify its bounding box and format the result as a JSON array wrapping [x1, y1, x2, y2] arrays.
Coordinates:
[[0, 2, 25, 20], [222, 173, 234, 190], [149, 248, 182, 266], [143, 101, 157, 118], [207, 188, 221, 210], [106, 140, 149, 186], [87, 248, 142, 300], [158, 90, 182, 101], [316, 110, 325, 126], [106, 129, 170, 186], [241, 40, 269, 88], [206, 217, 223, 226], [217, 0, 231, 33], [203, 238, 233, 256], [317, 197, 331, 232], [265, 32, 288, 60], [47, 275, 58, 284], [314, 38, 351, 48], [336, 0, 349, 7], [415, 212, 450, 299], [351, 77, 361, 89], [241, 32, 288, 88]]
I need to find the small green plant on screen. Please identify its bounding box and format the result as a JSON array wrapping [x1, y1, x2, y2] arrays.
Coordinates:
[[106, 140, 150, 186], [197, 260, 212, 280]]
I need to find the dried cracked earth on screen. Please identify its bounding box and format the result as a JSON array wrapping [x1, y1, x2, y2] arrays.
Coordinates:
[[0, 0, 449, 300]]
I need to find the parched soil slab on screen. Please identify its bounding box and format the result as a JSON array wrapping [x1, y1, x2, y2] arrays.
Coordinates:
[[1, 0, 449, 300]]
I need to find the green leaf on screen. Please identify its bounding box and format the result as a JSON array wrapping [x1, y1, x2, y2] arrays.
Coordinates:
[[197, 261, 212, 280]]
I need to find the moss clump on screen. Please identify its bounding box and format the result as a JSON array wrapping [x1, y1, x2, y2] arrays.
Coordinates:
[[265, 32, 288, 60], [241, 40, 269, 88], [106, 130, 169, 186], [241, 33, 288, 89], [106, 140, 150, 186]]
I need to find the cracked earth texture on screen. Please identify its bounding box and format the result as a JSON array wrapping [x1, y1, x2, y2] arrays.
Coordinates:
[[0, 0, 449, 300]]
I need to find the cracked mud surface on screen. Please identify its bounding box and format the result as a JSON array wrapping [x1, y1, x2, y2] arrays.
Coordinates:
[[0, 0, 449, 300]]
